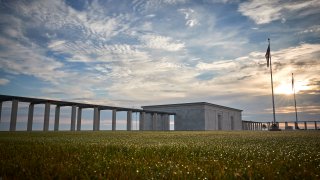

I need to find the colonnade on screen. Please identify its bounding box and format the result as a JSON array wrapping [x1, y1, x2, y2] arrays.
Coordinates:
[[242, 121, 266, 130], [242, 120, 319, 130], [0, 95, 174, 131]]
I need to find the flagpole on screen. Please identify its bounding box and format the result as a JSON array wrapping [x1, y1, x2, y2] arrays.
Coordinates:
[[292, 73, 298, 123], [268, 38, 277, 125]]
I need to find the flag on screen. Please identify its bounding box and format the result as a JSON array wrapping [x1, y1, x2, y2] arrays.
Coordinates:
[[292, 73, 294, 90], [265, 44, 270, 67]]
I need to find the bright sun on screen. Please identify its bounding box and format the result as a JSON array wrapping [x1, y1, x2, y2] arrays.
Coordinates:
[[275, 84, 294, 95], [275, 81, 309, 95]]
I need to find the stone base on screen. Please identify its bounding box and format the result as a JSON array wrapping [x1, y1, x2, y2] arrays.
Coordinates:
[[269, 123, 281, 131]]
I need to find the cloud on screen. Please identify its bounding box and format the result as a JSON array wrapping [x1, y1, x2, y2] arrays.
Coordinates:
[[0, 37, 66, 84], [0, 78, 9, 85], [297, 25, 320, 35], [139, 34, 185, 51], [132, 0, 187, 14], [238, 0, 320, 24], [178, 8, 199, 27], [268, 105, 320, 115]]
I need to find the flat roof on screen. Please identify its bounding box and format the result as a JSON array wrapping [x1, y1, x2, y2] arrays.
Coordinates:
[[143, 102, 242, 112], [0, 94, 175, 115]]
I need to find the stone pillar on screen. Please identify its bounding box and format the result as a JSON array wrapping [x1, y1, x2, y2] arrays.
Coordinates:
[[165, 114, 170, 131], [77, 107, 82, 131], [0, 101, 2, 123], [267, 122, 270, 130], [43, 102, 50, 131], [152, 113, 157, 130], [70, 105, 76, 131], [285, 122, 288, 130], [112, 109, 116, 131], [27, 103, 34, 131], [304, 122, 307, 130], [127, 111, 132, 131], [10, 100, 18, 131], [93, 107, 100, 131], [315, 121, 318, 130], [157, 114, 164, 131], [295, 122, 299, 130], [139, 111, 145, 131], [54, 105, 60, 131]]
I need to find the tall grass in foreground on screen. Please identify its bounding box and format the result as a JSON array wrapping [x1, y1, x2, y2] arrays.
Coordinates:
[[0, 131, 319, 179]]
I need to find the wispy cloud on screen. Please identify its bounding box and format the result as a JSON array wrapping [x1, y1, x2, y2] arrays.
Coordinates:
[[178, 8, 199, 27], [0, 78, 9, 85], [238, 0, 320, 24], [140, 34, 185, 51]]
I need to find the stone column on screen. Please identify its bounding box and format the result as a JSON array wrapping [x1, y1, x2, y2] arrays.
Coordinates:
[[93, 107, 100, 131], [54, 105, 60, 131], [112, 109, 116, 131], [157, 114, 164, 131], [315, 121, 318, 130], [165, 114, 170, 131], [77, 107, 82, 131], [295, 122, 299, 130], [27, 103, 34, 131], [304, 122, 307, 130], [10, 100, 18, 131], [139, 111, 145, 131], [127, 111, 132, 131], [43, 102, 50, 131], [70, 105, 76, 131], [285, 122, 288, 130], [152, 113, 157, 130], [0, 101, 2, 123], [267, 122, 270, 130]]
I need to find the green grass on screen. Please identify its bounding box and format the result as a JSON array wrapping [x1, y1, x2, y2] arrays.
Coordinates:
[[0, 131, 319, 179]]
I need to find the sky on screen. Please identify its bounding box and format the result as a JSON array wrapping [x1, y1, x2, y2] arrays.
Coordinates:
[[0, 0, 319, 130]]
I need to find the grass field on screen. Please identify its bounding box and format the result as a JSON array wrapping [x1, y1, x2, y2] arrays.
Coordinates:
[[0, 131, 319, 179]]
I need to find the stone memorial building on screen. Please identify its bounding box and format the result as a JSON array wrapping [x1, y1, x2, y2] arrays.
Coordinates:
[[143, 102, 242, 130]]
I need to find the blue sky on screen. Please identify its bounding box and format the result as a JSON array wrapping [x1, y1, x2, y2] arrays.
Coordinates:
[[0, 0, 319, 130]]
